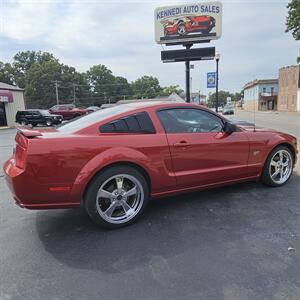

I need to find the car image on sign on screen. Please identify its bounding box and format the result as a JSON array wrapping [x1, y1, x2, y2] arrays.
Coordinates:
[[163, 15, 216, 37]]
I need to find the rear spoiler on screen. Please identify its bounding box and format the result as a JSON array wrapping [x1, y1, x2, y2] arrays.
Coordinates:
[[17, 127, 43, 138]]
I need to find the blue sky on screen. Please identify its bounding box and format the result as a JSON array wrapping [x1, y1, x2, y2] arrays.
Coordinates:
[[0, 0, 299, 96]]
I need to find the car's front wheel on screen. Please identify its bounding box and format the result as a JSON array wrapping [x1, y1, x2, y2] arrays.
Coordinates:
[[45, 120, 52, 127], [261, 145, 294, 187], [85, 165, 149, 228]]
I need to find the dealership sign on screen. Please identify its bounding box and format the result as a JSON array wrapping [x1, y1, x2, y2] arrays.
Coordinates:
[[155, 2, 222, 44]]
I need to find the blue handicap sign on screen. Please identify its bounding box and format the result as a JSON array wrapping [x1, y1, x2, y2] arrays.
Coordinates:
[[207, 72, 216, 88]]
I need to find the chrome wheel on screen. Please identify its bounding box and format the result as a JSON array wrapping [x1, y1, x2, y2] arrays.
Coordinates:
[[269, 149, 292, 184], [96, 174, 144, 224], [177, 23, 186, 35]]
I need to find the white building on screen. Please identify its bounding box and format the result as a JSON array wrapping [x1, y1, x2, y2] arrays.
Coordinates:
[[0, 82, 25, 127]]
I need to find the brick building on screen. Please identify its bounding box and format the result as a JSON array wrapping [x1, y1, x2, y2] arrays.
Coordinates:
[[278, 65, 300, 112]]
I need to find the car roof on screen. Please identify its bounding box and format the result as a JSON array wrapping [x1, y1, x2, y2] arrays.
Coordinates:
[[115, 101, 199, 110]]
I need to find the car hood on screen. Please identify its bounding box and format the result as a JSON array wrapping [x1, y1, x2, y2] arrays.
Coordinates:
[[233, 121, 295, 137], [48, 114, 62, 117]]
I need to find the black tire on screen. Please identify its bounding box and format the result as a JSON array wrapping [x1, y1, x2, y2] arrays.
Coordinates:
[[177, 22, 186, 35], [261, 145, 294, 187], [85, 165, 149, 229], [31, 123, 37, 127]]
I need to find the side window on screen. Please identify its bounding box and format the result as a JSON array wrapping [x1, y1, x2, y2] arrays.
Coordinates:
[[25, 111, 33, 117], [100, 112, 156, 134], [157, 108, 224, 133]]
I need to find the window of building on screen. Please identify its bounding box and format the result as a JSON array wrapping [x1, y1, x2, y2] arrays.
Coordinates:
[[263, 88, 266, 93], [271, 87, 274, 95]]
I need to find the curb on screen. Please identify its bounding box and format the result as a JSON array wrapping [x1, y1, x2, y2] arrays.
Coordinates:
[[0, 127, 11, 130]]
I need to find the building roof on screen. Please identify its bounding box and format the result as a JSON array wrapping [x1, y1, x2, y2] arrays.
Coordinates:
[[244, 79, 278, 90], [0, 82, 24, 91]]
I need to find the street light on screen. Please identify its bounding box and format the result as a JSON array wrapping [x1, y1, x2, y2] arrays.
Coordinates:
[[215, 52, 220, 112]]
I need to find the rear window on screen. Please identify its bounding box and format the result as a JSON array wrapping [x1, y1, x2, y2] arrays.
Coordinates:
[[57, 105, 133, 133], [100, 112, 156, 134]]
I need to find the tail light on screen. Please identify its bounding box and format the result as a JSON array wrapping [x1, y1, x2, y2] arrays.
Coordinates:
[[15, 145, 27, 169], [15, 133, 28, 169]]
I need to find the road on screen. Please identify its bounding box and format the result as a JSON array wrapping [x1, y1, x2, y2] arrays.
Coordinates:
[[1, 127, 300, 300], [226, 110, 300, 140]]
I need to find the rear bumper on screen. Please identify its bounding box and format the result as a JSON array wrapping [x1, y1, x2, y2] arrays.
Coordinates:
[[3, 158, 80, 209]]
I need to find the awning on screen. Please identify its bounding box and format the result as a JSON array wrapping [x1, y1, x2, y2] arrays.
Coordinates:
[[0, 90, 13, 103]]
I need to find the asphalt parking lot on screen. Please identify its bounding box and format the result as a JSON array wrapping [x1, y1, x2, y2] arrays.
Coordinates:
[[1, 127, 300, 300]]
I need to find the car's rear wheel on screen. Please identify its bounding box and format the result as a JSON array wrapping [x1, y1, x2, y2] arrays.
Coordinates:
[[261, 145, 294, 187], [85, 165, 149, 228]]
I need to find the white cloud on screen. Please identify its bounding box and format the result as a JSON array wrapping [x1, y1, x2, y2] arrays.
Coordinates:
[[0, 0, 299, 95]]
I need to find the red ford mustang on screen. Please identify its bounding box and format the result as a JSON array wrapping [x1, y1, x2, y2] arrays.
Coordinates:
[[164, 15, 215, 36], [3, 102, 297, 228]]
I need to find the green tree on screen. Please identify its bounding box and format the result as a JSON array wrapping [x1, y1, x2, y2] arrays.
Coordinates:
[[86, 64, 115, 102], [0, 62, 15, 85], [113, 76, 133, 100], [160, 85, 184, 97], [13, 51, 58, 88], [131, 75, 162, 99], [12, 51, 88, 108], [286, 0, 300, 63], [208, 91, 237, 108]]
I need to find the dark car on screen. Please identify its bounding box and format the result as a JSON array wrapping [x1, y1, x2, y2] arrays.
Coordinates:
[[16, 110, 63, 127], [49, 104, 88, 120]]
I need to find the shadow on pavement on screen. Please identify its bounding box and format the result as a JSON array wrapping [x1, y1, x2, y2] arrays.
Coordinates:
[[36, 175, 300, 275]]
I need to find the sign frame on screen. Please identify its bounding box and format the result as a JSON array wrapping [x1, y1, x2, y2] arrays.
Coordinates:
[[155, 2, 222, 45]]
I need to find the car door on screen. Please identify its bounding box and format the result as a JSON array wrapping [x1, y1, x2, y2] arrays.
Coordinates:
[[157, 108, 251, 189], [24, 111, 34, 123]]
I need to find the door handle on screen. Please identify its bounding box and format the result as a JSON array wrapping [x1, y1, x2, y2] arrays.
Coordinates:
[[173, 141, 191, 147]]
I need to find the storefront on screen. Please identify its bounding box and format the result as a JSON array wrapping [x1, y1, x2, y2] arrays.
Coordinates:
[[0, 82, 25, 127]]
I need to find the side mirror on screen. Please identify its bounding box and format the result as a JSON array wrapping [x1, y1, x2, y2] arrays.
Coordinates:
[[223, 121, 236, 134]]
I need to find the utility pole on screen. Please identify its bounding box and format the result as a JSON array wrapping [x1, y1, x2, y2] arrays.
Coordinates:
[[185, 44, 192, 103], [215, 53, 220, 112], [72, 84, 76, 105], [54, 80, 59, 105]]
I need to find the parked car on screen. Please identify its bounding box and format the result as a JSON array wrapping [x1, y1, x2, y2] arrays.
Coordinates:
[[223, 104, 234, 115], [163, 15, 215, 36], [15, 110, 63, 127], [49, 104, 88, 120], [86, 106, 100, 113], [4, 102, 297, 228]]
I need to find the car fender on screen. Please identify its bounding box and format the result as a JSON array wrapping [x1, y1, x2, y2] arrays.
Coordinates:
[[70, 147, 157, 202]]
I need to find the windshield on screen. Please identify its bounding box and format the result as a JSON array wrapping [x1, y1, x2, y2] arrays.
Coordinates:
[[57, 105, 132, 133], [40, 110, 51, 116]]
